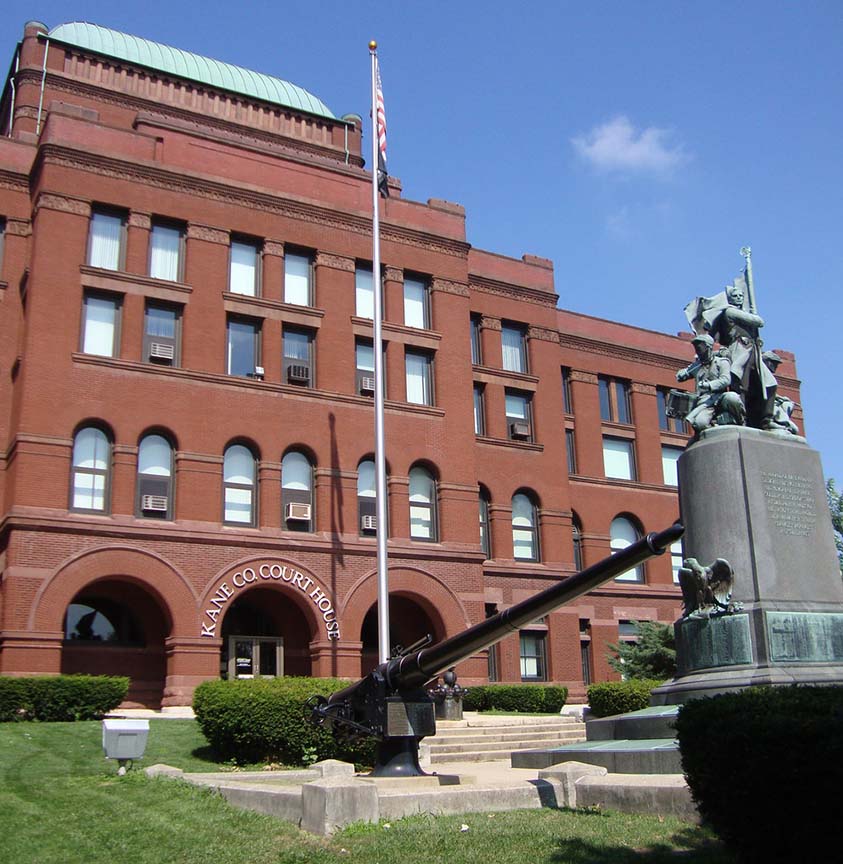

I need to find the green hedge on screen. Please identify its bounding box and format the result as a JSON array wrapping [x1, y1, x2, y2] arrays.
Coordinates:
[[586, 679, 662, 717], [0, 675, 128, 722], [193, 677, 375, 766], [675, 686, 843, 863], [462, 684, 568, 713]]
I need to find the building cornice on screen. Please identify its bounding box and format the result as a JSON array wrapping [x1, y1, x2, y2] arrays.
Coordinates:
[[16, 67, 363, 168], [470, 275, 559, 308], [33, 143, 470, 260]]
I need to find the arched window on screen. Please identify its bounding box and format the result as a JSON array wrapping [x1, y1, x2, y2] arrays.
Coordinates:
[[224, 444, 257, 526], [357, 458, 378, 535], [282, 451, 313, 531], [572, 513, 584, 571], [136, 434, 174, 519], [512, 492, 539, 561], [409, 466, 437, 541], [611, 516, 644, 582], [479, 486, 491, 559], [64, 599, 143, 645], [71, 427, 111, 512]]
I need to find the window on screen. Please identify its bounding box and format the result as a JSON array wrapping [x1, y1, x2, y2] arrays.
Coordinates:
[[149, 221, 183, 282], [136, 434, 173, 519], [143, 302, 180, 365], [505, 390, 533, 441], [403, 275, 429, 329], [520, 632, 547, 681], [71, 427, 110, 512], [88, 209, 124, 270], [229, 238, 260, 296], [284, 251, 312, 306], [580, 638, 593, 685], [479, 487, 491, 559], [599, 376, 632, 424], [355, 265, 374, 319], [603, 437, 636, 480], [81, 293, 120, 357], [671, 540, 684, 584], [561, 367, 573, 413], [65, 599, 142, 645], [405, 350, 433, 405], [662, 445, 682, 486], [565, 428, 577, 474], [227, 318, 261, 377], [572, 513, 584, 571], [501, 323, 527, 373], [611, 516, 644, 582], [658, 388, 687, 434], [355, 339, 377, 395], [473, 385, 485, 435], [282, 451, 313, 531], [470, 315, 482, 365], [283, 327, 313, 386], [357, 458, 377, 534], [223, 445, 256, 525], [409, 465, 437, 541], [512, 492, 539, 561]]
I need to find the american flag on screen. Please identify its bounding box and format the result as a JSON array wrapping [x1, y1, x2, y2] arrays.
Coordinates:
[[376, 64, 388, 197]]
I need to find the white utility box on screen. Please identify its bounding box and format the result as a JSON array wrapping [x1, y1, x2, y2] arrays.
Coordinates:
[[102, 718, 149, 765]]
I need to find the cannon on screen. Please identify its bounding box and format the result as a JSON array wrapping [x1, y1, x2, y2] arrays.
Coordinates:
[[310, 521, 684, 776]]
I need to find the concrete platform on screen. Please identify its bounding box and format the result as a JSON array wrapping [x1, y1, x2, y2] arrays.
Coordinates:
[[511, 738, 682, 773], [146, 756, 697, 835]]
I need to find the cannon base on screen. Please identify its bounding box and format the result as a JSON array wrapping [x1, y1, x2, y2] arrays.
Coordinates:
[[370, 736, 428, 777]]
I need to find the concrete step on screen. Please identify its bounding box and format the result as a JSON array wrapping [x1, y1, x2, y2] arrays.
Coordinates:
[[432, 727, 584, 746], [430, 731, 586, 752], [426, 716, 587, 763]]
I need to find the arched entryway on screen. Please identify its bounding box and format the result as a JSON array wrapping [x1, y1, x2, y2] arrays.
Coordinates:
[[61, 578, 169, 707], [359, 594, 445, 676], [219, 586, 314, 679]]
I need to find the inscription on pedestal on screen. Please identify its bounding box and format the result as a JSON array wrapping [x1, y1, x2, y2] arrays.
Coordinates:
[[760, 472, 816, 536], [767, 612, 843, 663], [676, 614, 753, 675]]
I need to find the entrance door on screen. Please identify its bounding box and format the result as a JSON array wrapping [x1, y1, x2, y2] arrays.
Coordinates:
[[227, 635, 284, 679]]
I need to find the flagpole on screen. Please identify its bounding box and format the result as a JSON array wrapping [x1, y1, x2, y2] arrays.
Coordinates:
[[370, 41, 390, 665]]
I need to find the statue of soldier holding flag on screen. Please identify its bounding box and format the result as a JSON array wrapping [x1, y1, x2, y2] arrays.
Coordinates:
[[681, 248, 779, 431]]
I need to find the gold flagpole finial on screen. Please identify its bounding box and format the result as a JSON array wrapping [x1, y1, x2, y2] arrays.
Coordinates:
[[369, 40, 377, 51]]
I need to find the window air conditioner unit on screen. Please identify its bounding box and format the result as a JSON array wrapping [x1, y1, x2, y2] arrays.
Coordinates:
[[510, 421, 531, 440], [141, 494, 169, 513], [149, 342, 175, 362], [360, 376, 376, 395], [248, 366, 265, 380], [285, 502, 311, 521], [287, 364, 310, 384], [361, 514, 377, 531]]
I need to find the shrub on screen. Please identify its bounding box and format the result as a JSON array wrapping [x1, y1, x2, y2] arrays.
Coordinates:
[[607, 620, 676, 680], [461, 684, 567, 713], [586, 679, 662, 717], [675, 685, 843, 863], [0, 675, 128, 721], [193, 677, 374, 766]]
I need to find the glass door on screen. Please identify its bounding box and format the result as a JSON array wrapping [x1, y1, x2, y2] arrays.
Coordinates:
[[227, 636, 284, 679]]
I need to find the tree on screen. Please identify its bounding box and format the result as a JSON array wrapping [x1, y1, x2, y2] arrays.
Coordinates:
[[828, 478, 843, 577], [608, 620, 676, 680]]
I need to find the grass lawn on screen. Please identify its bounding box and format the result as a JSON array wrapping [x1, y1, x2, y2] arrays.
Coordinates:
[[0, 719, 735, 864]]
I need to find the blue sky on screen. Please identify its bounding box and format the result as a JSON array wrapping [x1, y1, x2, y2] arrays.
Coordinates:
[[3, 2, 841, 481]]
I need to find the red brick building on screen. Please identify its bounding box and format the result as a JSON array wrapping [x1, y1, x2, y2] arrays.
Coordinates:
[[0, 21, 802, 706]]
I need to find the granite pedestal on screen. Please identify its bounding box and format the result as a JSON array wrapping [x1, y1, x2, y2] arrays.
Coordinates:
[[653, 426, 843, 704]]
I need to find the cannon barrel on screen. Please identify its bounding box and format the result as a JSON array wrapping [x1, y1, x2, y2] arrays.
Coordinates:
[[327, 521, 683, 709]]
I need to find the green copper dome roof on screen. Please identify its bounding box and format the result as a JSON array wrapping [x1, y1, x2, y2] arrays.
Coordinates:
[[47, 22, 337, 120]]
